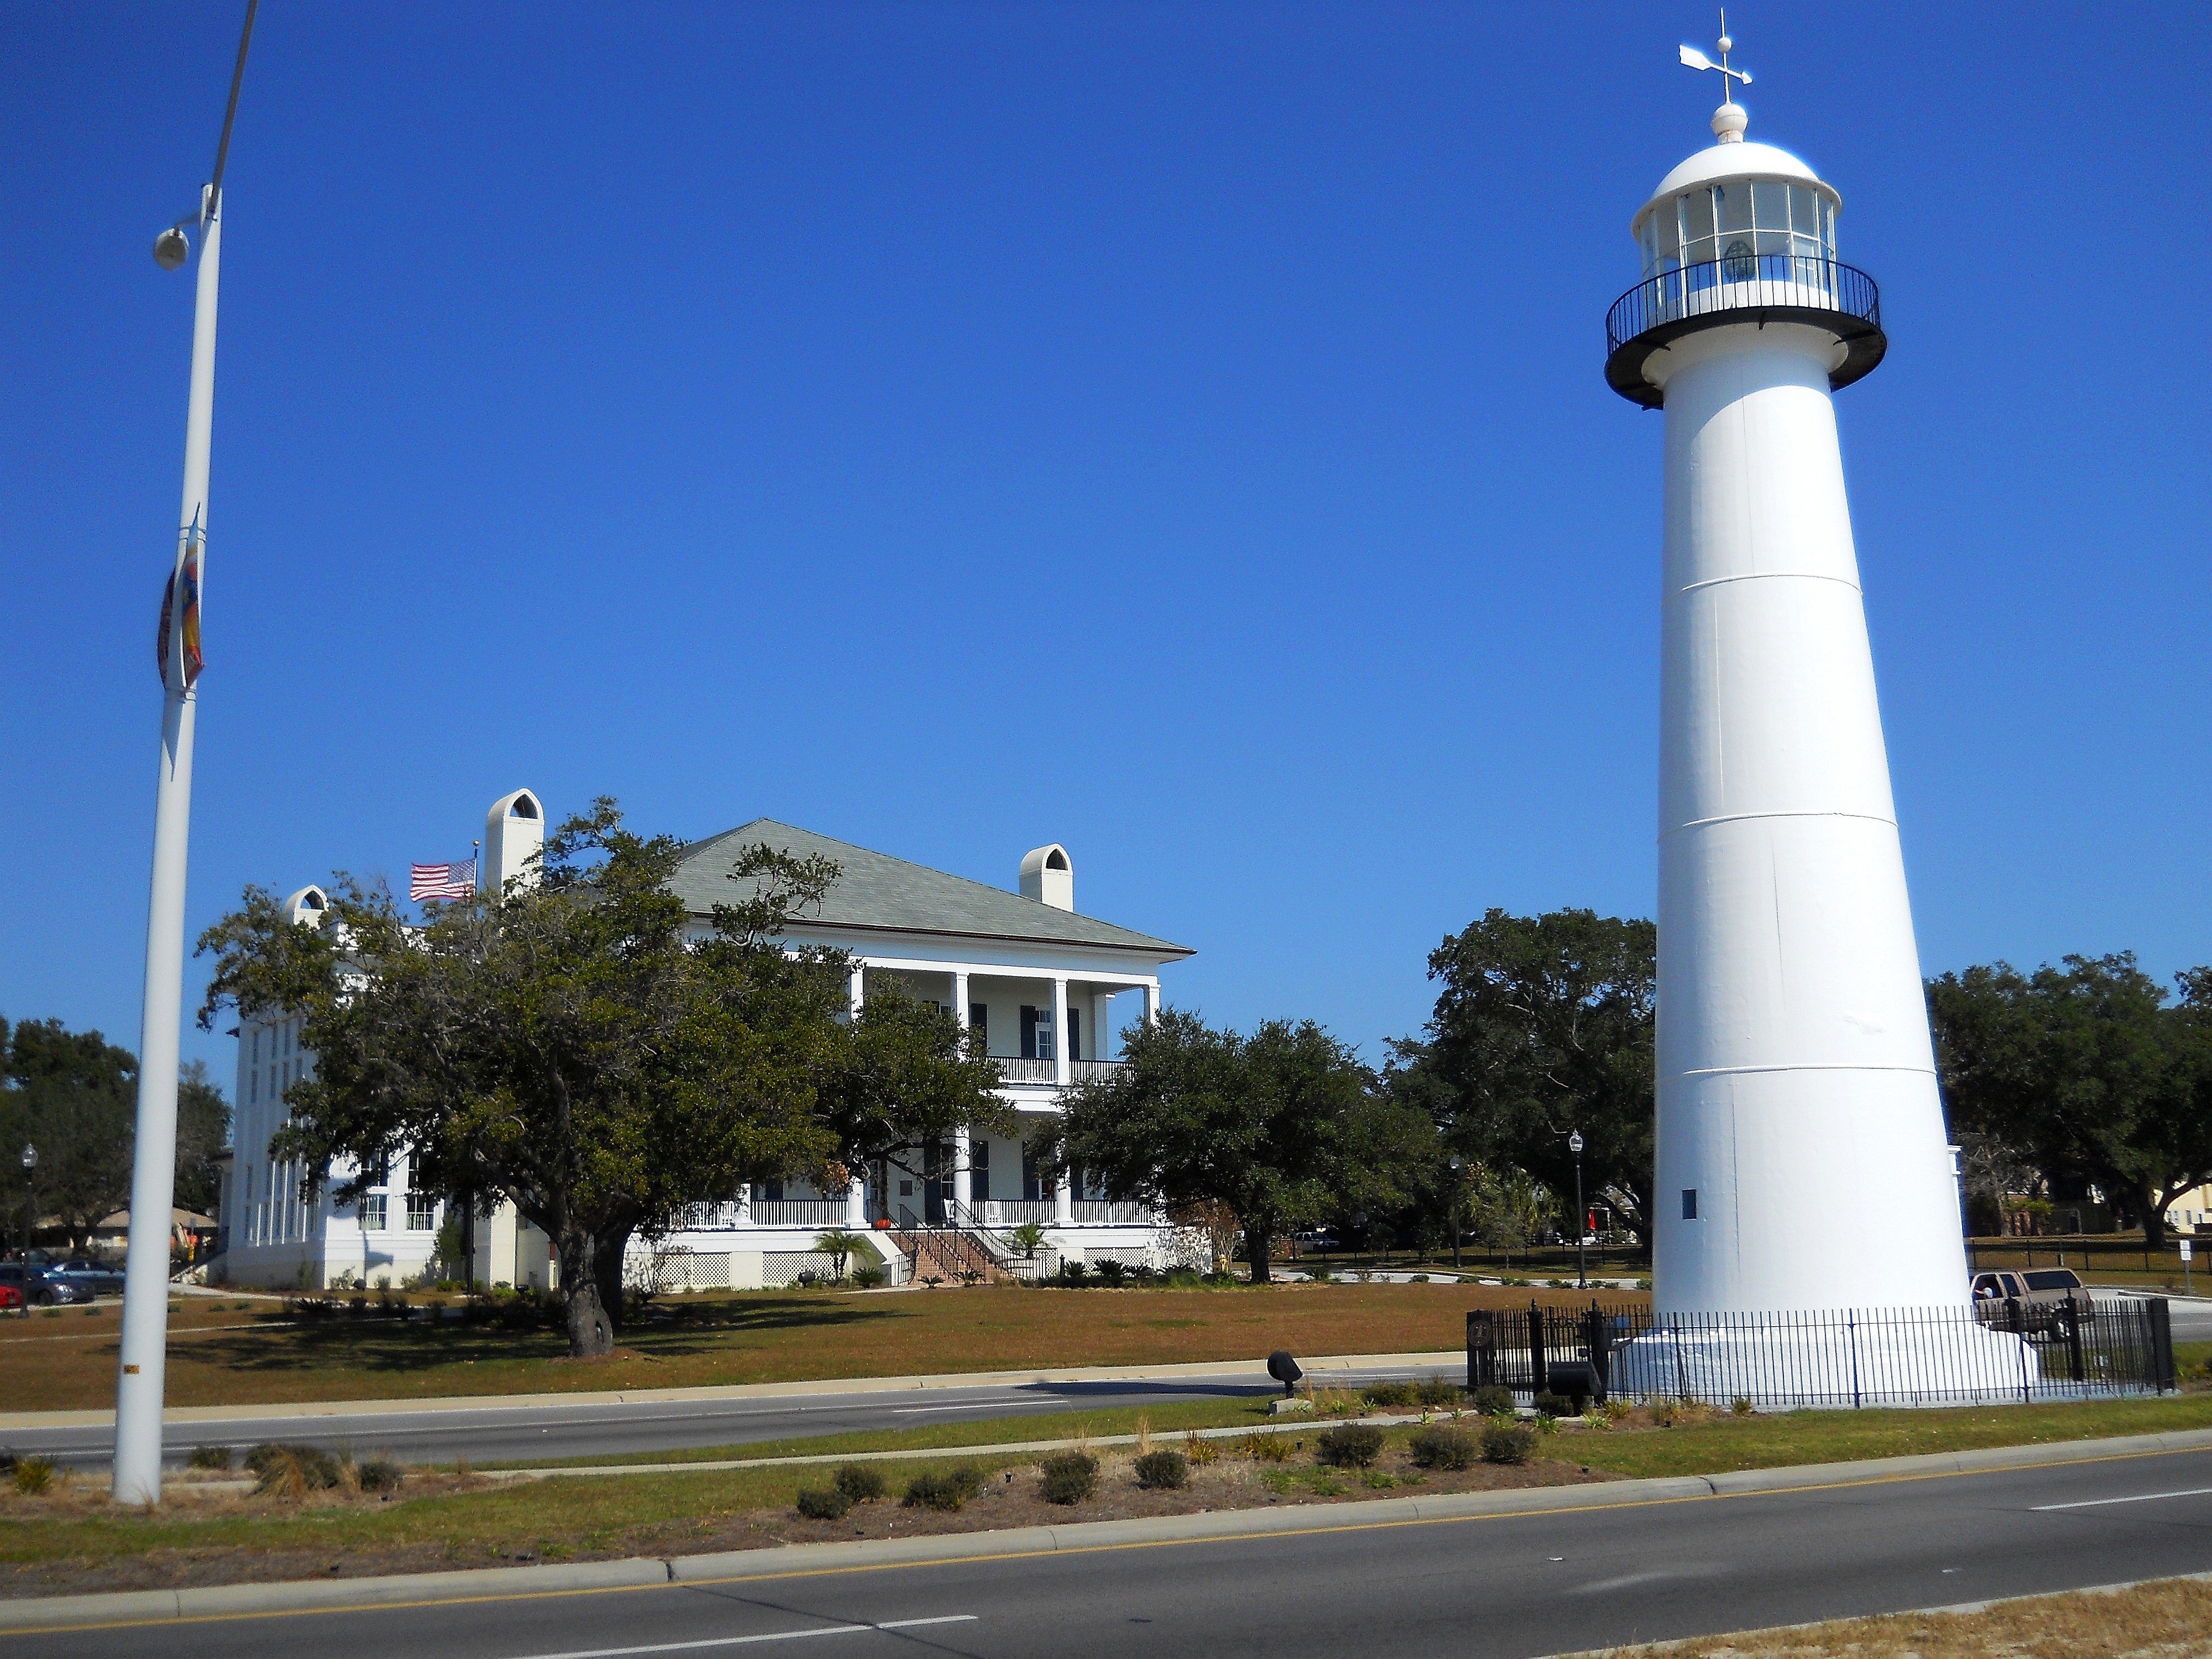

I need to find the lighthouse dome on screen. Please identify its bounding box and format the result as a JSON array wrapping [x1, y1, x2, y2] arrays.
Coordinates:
[[1632, 138, 1841, 280]]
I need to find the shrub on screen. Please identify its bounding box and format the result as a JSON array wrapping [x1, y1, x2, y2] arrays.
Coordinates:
[[1241, 1432, 1291, 1464], [1133, 1450, 1188, 1490], [1480, 1421, 1536, 1465], [1415, 1376, 1463, 1409], [1408, 1426, 1477, 1471], [833, 1464, 887, 1504], [187, 1445, 234, 1472], [1472, 1385, 1515, 1415], [1092, 1259, 1129, 1287], [1360, 1381, 1418, 1408], [1182, 1431, 1220, 1467], [1407, 1272, 1429, 1282], [796, 1486, 853, 1520], [11, 1457, 55, 1496], [1531, 1390, 1572, 1419], [849, 1265, 888, 1289], [1730, 1395, 1755, 1417], [902, 1467, 984, 1511], [1316, 1424, 1385, 1469], [356, 1458, 404, 1494], [1039, 1451, 1099, 1505], [1305, 1263, 1333, 1282], [246, 1443, 341, 1496]]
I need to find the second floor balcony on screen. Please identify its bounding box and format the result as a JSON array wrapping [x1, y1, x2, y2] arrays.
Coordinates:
[[993, 1056, 1124, 1086]]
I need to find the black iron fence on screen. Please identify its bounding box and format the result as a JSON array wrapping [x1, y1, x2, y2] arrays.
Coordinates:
[[1469, 1296, 2176, 1410], [1605, 255, 1880, 359]]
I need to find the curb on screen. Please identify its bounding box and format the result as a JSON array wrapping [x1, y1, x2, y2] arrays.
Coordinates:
[[6, 1426, 2212, 1633], [0, 1350, 1466, 1433]]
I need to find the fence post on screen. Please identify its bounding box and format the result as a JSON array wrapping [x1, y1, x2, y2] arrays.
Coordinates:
[[1467, 1310, 1495, 1391], [1585, 1300, 1612, 1404], [2064, 1293, 2085, 1384], [1528, 1299, 1547, 1398], [1849, 1311, 1861, 1409], [1671, 1313, 1690, 1401], [2149, 1297, 2177, 1393], [2007, 1296, 2031, 1403]]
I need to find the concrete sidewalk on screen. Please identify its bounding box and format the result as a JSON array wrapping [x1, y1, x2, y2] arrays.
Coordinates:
[[6, 1426, 2210, 1634], [0, 1349, 1467, 1431]]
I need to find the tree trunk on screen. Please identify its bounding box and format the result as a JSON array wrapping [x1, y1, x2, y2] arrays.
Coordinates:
[[2139, 1185, 2169, 1252], [557, 1232, 615, 1359], [1245, 1214, 1272, 1284], [592, 1225, 633, 1332]]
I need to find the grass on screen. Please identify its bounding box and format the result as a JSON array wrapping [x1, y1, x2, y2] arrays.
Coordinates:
[[0, 1283, 1631, 1412], [1563, 1575, 2212, 1656], [6, 1388, 2212, 1596]]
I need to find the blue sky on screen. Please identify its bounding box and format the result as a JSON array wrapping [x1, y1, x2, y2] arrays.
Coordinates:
[[5, 3, 2208, 1092]]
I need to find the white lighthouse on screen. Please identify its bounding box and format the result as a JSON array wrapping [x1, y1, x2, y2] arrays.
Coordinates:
[[1606, 36, 1968, 1317]]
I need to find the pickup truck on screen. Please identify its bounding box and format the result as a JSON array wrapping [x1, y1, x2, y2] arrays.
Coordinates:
[[1971, 1266, 2087, 1335]]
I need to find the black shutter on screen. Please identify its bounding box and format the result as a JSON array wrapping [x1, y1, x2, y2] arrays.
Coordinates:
[[1021, 1006, 1037, 1060], [1069, 1008, 1081, 1063]]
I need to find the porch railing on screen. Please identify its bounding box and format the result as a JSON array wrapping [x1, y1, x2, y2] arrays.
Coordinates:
[[991, 1057, 1126, 1085], [1070, 1201, 1155, 1225], [747, 1200, 849, 1228]]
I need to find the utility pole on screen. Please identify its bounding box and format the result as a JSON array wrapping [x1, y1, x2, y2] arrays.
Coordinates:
[[116, 0, 258, 1507], [1568, 1131, 1586, 1290]]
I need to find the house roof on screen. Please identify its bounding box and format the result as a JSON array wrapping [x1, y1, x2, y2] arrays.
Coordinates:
[[668, 820, 1193, 957]]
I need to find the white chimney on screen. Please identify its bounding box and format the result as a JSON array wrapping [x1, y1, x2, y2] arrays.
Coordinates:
[[282, 885, 329, 928], [1020, 843, 1073, 911], [484, 789, 545, 895]]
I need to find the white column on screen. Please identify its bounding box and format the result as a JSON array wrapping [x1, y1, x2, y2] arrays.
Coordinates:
[[846, 1172, 866, 1229], [1052, 977, 1070, 1086], [952, 1125, 973, 1214], [848, 962, 865, 1017], [1053, 1166, 1074, 1227], [1092, 991, 1113, 1062], [952, 970, 971, 1038], [1142, 981, 1160, 1025]]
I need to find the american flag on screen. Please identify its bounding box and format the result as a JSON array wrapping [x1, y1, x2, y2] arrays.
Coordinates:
[[409, 859, 477, 902]]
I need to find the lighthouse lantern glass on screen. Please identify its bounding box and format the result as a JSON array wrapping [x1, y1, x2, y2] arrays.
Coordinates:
[[1641, 179, 1838, 281]]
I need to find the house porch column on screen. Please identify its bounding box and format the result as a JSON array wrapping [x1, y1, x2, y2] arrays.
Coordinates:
[[952, 1124, 973, 1214], [1052, 976, 1070, 1086]]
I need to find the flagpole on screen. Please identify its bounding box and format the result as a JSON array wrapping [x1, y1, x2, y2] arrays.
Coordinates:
[[116, 1, 256, 1507]]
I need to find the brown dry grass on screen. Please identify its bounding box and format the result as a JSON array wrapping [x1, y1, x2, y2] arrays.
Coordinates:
[[0, 1283, 1635, 1411], [1567, 1575, 2212, 1656]]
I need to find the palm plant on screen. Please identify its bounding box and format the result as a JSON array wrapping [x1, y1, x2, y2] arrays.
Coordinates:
[[812, 1228, 868, 1281], [1009, 1221, 1048, 1259]]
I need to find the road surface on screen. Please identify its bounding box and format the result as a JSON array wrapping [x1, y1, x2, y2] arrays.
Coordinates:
[[8, 1444, 2211, 1657], [3, 1364, 1438, 1473]]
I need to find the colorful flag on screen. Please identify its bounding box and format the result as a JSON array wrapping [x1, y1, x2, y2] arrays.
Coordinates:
[[410, 860, 477, 902], [155, 528, 205, 690]]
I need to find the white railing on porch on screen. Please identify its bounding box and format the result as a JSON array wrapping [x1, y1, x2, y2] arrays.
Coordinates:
[[992, 1057, 1126, 1086], [671, 1199, 848, 1230], [1071, 1201, 1154, 1225], [982, 1200, 1056, 1225]]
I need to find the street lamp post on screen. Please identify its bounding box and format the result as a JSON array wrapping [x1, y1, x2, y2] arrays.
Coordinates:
[[19, 1145, 35, 1261], [1568, 1131, 1586, 1290], [1448, 1153, 1463, 1271], [116, 0, 258, 1509]]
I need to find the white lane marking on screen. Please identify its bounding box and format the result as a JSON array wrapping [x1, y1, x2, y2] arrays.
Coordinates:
[[889, 1403, 1032, 1415], [509, 1614, 977, 1658], [2032, 1485, 2212, 1512]]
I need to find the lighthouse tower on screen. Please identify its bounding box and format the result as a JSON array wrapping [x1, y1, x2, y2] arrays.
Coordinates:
[[1605, 36, 1966, 1316]]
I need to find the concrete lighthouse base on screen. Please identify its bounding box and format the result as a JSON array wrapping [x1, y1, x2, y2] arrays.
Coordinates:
[[1610, 1314, 2039, 1409]]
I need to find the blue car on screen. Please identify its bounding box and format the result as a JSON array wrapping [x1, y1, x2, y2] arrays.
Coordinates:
[[0, 1263, 85, 1306], [54, 1259, 127, 1297]]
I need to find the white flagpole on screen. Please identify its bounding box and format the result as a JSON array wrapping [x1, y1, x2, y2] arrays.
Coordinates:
[[116, 2, 256, 1507]]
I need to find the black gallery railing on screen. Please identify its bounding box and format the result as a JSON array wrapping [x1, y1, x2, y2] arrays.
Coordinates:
[[1470, 1297, 2177, 1410], [1605, 255, 1881, 358]]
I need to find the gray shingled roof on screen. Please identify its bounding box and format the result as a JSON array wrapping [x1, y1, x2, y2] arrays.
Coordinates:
[[668, 820, 1192, 957]]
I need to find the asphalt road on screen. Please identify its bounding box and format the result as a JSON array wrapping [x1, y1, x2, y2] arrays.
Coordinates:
[[12, 1446, 2212, 1657], [3, 1365, 1442, 1474]]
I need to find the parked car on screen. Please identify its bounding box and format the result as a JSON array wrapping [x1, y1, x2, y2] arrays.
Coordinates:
[[0, 1282, 20, 1314], [53, 1259, 126, 1297], [0, 1263, 86, 1306], [1971, 1267, 2086, 1335]]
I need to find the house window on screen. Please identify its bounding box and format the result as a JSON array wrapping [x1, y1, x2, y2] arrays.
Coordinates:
[[753, 1180, 784, 1204], [1682, 1189, 1699, 1222], [362, 1193, 388, 1230], [1021, 1006, 1055, 1061], [969, 1003, 988, 1041], [971, 1139, 990, 1203], [1069, 1009, 1081, 1063], [1022, 1146, 1042, 1202], [407, 1194, 437, 1232]]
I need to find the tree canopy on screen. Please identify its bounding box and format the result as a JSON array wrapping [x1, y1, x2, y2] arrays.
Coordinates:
[[1391, 907, 1655, 1239], [197, 799, 1009, 1355], [1042, 1010, 1408, 1281], [0, 1018, 228, 1251], [1928, 953, 2212, 1246]]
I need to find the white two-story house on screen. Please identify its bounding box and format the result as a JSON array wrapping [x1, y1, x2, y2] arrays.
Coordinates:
[[215, 792, 1193, 1291]]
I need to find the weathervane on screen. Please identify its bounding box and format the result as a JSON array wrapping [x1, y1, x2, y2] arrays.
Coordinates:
[[1679, 10, 1752, 139]]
